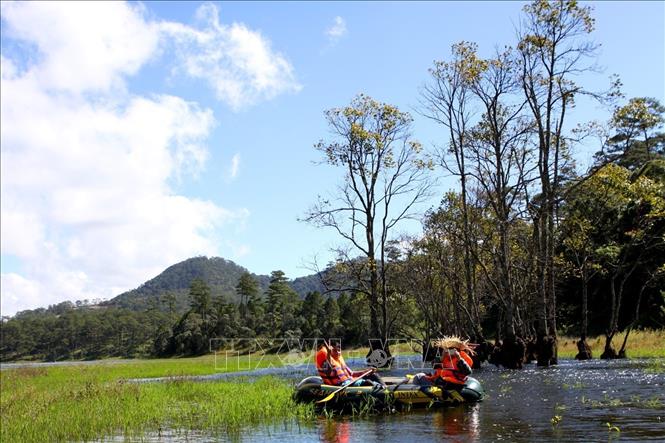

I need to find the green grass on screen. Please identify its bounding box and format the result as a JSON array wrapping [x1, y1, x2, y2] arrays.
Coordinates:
[[0, 354, 314, 442], [4, 352, 287, 379], [558, 329, 665, 359]]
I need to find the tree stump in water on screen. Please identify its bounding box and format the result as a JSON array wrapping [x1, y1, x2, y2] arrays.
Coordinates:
[[471, 340, 494, 369], [574, 336, 592, 360], [488, 340, 502, 367], [600, 345, 618, 359], [488, 337, 526, 369], [500, 336, 526, 369], [536, 335, 557, 367], [525, 338, 537, 363]]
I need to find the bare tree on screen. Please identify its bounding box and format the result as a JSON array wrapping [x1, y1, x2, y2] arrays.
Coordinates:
[[303, 94, 433, 351]]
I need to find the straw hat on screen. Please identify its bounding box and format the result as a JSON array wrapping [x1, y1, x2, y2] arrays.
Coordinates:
[[433, 336, 476, 355]]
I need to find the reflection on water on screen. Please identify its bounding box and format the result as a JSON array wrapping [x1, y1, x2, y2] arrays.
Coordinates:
[[320, 419, 351, 443], [432, 403, 480, 441]]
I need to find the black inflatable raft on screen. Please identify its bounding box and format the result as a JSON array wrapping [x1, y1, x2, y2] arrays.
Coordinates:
[[293, 375, 483, 409]]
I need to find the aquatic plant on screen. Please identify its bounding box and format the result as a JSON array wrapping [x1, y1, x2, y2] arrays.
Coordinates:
[[644, 396, 662, 408], [644, 360, 665, 374], [554, 403, 566, 413], [550, 415, 562, 426], [562, 381, 585, 389], [606, 422, 621, 433], [350, 396, 378, 417], [581, 393, 663, 410], [550, 403, 566, 427]]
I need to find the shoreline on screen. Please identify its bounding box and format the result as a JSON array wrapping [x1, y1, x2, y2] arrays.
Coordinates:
[[3, 329, 664, 367]]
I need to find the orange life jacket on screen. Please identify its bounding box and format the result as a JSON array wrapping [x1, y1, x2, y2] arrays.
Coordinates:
[[315, 347, 353, 386], [432, 350, 473, 385]]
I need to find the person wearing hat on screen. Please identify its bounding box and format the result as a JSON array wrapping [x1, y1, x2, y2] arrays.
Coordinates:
[[412, 336, 476, 387]]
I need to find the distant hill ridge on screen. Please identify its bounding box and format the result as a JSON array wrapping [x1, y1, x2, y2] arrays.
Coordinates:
[[105, 256, 326, 312]]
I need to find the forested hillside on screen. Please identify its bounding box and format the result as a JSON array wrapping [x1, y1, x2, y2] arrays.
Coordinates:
[[106, 257, 268, 312], [104, 256, 326, 312]]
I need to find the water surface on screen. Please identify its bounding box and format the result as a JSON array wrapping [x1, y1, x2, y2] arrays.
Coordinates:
[[246, 358, 665, 442]]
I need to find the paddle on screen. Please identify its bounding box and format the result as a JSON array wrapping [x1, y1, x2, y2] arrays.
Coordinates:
[[316, 369, 374, 404]]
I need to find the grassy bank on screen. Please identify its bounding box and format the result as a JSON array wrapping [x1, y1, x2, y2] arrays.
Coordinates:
[[0, 354, 314, 442], [557, 329, 665, 359]]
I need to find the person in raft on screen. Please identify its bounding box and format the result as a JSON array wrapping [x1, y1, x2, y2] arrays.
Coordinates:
[[412, 336, 476, 387], [315, 341, 387, 389]]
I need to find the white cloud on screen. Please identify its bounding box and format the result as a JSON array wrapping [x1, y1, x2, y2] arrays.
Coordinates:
[[162, 3, 302, 110], [0, 2, 159, 94], [0, 2, 288, 315], [0, 1, 301, 109], [229, 153, 241, 179], [0, 78, 243, 314], [325, 16, 347, 44], [1, 273, 43, 316]]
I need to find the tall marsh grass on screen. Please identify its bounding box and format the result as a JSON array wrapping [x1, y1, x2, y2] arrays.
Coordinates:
[[0, 355, 314, 442]]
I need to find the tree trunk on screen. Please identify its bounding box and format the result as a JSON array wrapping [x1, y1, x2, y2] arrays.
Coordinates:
[[601, 331, 617, 359], [581, 266, 588, 337], [618, 275, 650, 358]]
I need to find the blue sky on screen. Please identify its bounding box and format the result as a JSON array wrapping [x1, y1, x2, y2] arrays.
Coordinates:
[[1, 1, 663, 316]]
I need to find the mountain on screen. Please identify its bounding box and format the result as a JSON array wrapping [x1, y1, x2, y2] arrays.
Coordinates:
[[105, 256, 327, 312]]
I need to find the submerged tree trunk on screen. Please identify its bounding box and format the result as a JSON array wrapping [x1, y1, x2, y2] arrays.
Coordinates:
[[601, 331, 618, 359], [575, 335, 592, 360], [618, 273, 653, 358], [581, 266, 589, 338], [602, 259, 639, 359], [519, 0, 600, 367]]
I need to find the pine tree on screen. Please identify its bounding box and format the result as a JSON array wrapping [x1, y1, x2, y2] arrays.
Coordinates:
[[236, 272, 259, 321], [189, 278, 211, 322]]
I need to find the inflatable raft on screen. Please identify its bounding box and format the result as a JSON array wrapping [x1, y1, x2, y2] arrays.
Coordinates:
[[293, 375, 483, 409]]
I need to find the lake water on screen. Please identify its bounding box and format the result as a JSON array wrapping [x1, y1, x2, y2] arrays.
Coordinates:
[[243, 358, 665, 442]]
